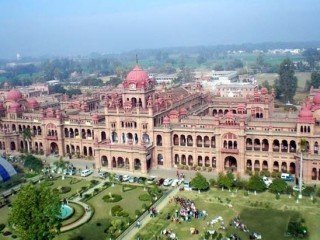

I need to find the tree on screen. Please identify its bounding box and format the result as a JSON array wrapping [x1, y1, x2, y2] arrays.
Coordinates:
[[23, 155, 43, 173], [269, 178, 287, 194], [275, 59, 297, 102], [309, 71, 320, 89], [53, 158, 70, 173], [260, 80, 272, 92], [217, 172, 234, 189], [190, 173, 209, 191], [22, 128, 32, 153], [303, 48, 320, 70], [247, 174, 267, 192], [9, 184, 61, 240], [256, 53, 265, 68]]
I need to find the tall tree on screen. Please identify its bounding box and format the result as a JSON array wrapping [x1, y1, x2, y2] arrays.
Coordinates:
[[274, 59, 297, 102], [309, 71, 320, 89], [9, 184, 61, 240], [22, 128, 32, 153], [303, 48, 320, 70]]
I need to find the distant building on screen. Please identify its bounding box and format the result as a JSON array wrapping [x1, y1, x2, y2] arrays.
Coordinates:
[[150, 73, 177, 84], [47, 80, 60, 86]]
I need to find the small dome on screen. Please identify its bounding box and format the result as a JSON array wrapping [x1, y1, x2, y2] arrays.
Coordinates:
[[27, 98, 39, 108], [313, 92, 320, 105], [163, 116, 170, 124], [261, 88, 268, 95], [169, 110, 179, 116], [299, 107, 313, 118], [6, 89, 22, 101], [10, 102, 20, 110], [179, 108, 187, 115]]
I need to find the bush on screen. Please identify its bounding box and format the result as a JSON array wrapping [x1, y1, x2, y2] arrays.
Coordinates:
[[271, 171, 281, 178], [0, 224, 5, 232], [90, 180, 99, 186], [286, 216, 308, 238], [260, 170, 271, 177], [217, 172, 234, 189], [23, 155, 43, 173], [60, 186, 71, 194], [2, 231, 12, 236], [103, 194, 123, 203], [302, 186, 316, 197], [135, 209, 141, 216], [139, 193, 152, 202], [111, 205, 129, 217], [269, 178, 287, 194], [69, 236, 85, 240], [190, 173, 209, 191], [247, 174, 267, 192], [209, 178, 216, 187], [234, 179, 248, 190]]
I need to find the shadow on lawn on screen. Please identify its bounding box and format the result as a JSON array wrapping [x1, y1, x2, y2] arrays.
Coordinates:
[[228, 208, 300, 240]]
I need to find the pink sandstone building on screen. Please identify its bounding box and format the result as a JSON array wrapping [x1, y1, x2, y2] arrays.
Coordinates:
[[0, 65, 320, 183]]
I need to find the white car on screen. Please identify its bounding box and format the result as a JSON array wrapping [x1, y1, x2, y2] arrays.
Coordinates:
[[183, 181, 192, 191], [122, 175, 130, 182], [262, 176, 272, 187], [171, 179, 179, 187], [163, 178, 173, 186], [80, 169, 93, 177]]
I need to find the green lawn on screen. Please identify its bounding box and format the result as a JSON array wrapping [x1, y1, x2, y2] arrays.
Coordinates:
[[136, 189, 320, 240], [48, 177, 90, 199], [56, 184, 152, 240]]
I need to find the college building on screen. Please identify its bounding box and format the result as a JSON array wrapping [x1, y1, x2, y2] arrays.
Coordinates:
[[0, 65, 320, 183]]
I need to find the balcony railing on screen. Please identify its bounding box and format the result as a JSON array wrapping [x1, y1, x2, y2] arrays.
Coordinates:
[[221, 148, 239, 154], [46, 135, 58, 140]]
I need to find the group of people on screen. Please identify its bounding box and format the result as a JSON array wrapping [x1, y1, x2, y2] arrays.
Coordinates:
[[149, 207, 158, 217], [230, 216, 249, 233], [172, 197, 207, 222], [161, 229, 177, 239]]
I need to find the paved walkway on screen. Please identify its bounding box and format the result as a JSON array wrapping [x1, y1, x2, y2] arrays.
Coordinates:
[[60, 180, 106, 232], [120, 187, 180, 240]]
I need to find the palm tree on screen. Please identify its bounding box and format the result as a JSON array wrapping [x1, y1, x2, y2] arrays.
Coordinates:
[[22, 128, 32, 153], [298, 138, 307, 198], [53, 157, 70, 179]]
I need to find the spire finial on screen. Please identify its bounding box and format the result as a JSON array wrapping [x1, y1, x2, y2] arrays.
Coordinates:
[[135, 54, 138, 65]]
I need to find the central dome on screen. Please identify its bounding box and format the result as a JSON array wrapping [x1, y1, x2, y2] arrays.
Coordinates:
[[313, 92, 320, 105], [123, 65, 151, 89]]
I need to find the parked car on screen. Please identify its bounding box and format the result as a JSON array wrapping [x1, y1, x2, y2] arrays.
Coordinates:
[[138, 177, 147, 184], [122, 175, 130, 182], [262, 176, 272, 187], [281, 173, 294, 181], [66, 168, 77, 176], [80, 169, 93, 177], [147, 176, 156, 184], [171, 179, 179, 187], [163, 178, 173, 186], [156, 178, 165, 186], [129, 176, 138, 183], [115, 174, 123, 182], [99, 171, 108, 179], [183, 181, 192, 191]]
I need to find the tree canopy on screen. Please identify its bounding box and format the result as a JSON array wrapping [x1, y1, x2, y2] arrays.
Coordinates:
[[23, 155, 43, 172], [247, 174, 267, 192], [9, 184, 61, 240], [190, 173, 209, 191], [274, 58, 297, 102], [217, 172, 235, 189], [269, 178, 288, 194]]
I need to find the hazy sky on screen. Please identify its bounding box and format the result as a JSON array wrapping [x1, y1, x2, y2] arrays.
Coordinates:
[[0, 0, 319, 58]]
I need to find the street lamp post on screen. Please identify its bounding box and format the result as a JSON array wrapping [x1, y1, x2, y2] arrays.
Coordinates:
[[298, 151, 303, 199]]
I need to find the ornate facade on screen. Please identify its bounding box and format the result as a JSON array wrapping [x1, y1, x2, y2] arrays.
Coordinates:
[[0, 65, 320, 183]]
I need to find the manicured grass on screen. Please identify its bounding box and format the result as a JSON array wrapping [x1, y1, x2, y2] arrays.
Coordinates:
[[136, 188, 320, 240], [48, 177, 90, 199], [56, 184, 152, 240]]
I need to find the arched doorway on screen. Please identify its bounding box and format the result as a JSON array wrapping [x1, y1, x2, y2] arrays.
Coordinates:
[[134, 159, 141, 170], [50, 142, 59, 155], [101, 156, 108, 167], [224, 156, 237, 172], [10, 142, 16, 151], [157, 154, 163, 165]]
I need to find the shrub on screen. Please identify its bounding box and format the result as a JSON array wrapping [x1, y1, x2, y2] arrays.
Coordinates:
[[260, 170, 271, 177], [271, 171, 281, 178], [286, 216, 308, 238], [12, 235, 17, 239], [302, 186, 316, 197], [96, 222, 101, 227], [60, 186, 71, 194], [2, 231, 12, 236], [111, 205, 129, 217], [207, 167, 213, 172], [247, 174, 267, 192], [135, 209, 141, 216], [234, 179, 248, 190], [190, 173, 209, 191], [90, 180, 99, 186], [269, 178, 287, 194], [122, 184, 137, 192], [23, 155, 43, 173], [0, 224, 5, 232], [139, 193, 152, 202], [69, 236, 85, 240], [209, 178, 216, 187], [103, 194, 123, 203], [217, 172, 234, 189]]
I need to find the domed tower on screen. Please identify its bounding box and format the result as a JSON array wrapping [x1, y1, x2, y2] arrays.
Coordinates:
[[122, 65, 155, 109]]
